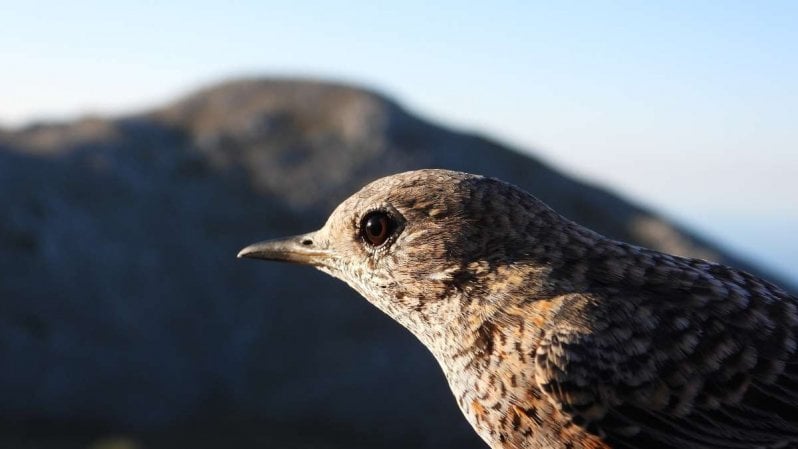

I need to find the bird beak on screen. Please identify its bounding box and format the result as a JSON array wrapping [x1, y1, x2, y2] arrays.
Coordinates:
[[237, 232, 331, 266]]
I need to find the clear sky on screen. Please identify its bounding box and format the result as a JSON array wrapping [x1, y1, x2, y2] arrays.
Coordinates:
[[1, 1, 796, 282]]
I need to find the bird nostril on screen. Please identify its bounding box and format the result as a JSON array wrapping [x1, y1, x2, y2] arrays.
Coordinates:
[[301, 239, 313, 246]]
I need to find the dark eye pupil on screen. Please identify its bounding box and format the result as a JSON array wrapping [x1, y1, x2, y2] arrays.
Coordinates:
[[366, 218, 384, 238], [361, 212, 393, 246]]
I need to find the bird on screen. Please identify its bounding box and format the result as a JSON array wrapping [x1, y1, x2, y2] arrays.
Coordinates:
[[238, 169, 798, 449]]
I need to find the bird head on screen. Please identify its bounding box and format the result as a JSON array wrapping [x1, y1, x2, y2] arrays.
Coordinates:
[[238, 169, 561, 341]]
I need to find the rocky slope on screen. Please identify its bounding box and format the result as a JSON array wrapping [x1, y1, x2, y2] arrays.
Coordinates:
[[0, 78, 787, 448]]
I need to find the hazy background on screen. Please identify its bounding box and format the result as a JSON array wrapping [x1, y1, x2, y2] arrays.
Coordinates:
[[0, 3, 796, 449], [2, 1, 796, 281]]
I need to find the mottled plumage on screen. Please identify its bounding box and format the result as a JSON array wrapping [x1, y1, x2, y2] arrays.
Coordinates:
[[238, 169, 798, 449]]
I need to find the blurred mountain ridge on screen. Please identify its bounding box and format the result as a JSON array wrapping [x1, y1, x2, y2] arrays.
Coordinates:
[[0, 78, 790, 449]]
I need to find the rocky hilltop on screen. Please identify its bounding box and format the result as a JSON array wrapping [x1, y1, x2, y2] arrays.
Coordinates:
[[0, 79, 786, 448]]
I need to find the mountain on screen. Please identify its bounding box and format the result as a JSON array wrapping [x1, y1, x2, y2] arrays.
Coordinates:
[[0, 78, 789, 449]]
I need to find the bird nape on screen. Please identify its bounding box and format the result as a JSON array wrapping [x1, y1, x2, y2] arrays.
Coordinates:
[[238, 169, 798, 449]]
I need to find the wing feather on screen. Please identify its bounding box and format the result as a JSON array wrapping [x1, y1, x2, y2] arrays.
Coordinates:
[[532, 257, 798, 449]]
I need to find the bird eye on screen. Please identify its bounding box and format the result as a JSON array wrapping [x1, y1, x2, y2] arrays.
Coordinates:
[[360, 211, 394, 247]]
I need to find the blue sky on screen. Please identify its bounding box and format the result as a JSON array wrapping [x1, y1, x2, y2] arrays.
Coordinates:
[[1, 1, 796, 282]]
